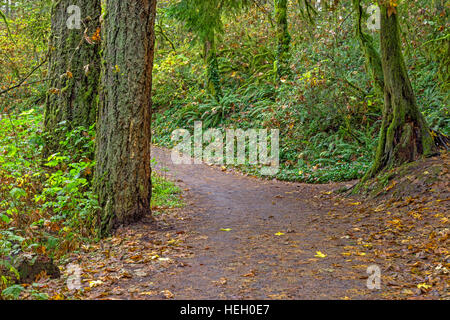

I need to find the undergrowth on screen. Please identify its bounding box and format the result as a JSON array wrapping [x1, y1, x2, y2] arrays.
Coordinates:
[[151, 2, 449, 183], [0, 104, 182, 299]]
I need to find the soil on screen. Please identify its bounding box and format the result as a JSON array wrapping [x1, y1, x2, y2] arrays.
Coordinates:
[[30, 148, 449, 300]]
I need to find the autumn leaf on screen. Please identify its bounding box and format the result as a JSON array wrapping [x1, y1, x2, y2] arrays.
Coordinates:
[[315, 251, 327, 258], [161, 290, 174, 299], [387, 6, 397, 17], [89, 280, 104, 288]]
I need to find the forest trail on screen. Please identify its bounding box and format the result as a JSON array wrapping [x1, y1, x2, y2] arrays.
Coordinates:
[[141, 147, 378, 299]]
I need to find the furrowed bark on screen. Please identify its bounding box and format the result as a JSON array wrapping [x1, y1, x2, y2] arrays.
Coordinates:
[[95, 0, 157, 236], [44, 0, 101, 151]]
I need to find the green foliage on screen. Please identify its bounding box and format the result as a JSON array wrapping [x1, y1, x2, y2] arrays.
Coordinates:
[[0, 104, 182, 299], [0, 106, 98, 296], [153, 0, 449, 183], [151, 160, 183, 212], [167, 0, 249, 43]]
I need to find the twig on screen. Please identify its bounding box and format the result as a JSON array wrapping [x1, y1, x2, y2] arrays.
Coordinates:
[[0, 56, 48, 96]]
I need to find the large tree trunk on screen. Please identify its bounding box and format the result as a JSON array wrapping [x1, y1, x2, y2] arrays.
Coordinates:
[[44, 0, 101, 150], [274, 0, 291, 79], [368, 4, 437, 177], [95, 0, 157, 236]]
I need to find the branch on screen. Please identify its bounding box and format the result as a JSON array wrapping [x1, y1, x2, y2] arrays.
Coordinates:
[[0, 56, 48, 96]]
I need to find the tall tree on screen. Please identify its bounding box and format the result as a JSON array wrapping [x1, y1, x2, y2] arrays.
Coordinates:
[[366, 2, 437, 178], [94, 0, 157, 236], [274, 0, 291, 79], [44, 0, 100, 150], [203, 9, 222, 99], [169, 0, 249, 99], [169, 0, 223, 99]]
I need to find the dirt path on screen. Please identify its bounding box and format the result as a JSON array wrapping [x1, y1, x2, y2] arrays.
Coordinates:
[[29, 149, 449, 300], [141, 147, 379, 299]]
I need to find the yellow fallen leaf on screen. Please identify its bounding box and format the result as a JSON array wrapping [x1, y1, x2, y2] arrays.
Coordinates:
[[51, 293, 66, 300], [161, 290, 174, 299], [349, 202, 362, 206], [89, 280, 104, 288], [220, 228, 232, 232], [315, 251, 327, 258], [274, 232, 285, 236], [417, 283, 432, 290], [167, 239, 178, 245]]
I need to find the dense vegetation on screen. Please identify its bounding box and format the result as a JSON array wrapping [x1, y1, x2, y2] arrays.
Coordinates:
[[0, 0, 448, 299], [152, 0, 448, 183]]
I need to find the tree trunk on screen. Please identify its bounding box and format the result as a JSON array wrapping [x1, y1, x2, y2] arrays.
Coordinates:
[[274, 0, 291, 79], [95, 0, 157, 236], [204, 31, 222, 100], [367, 4, 437, 177], [352, 0, 384, 95], [44, 0, 101, 151]]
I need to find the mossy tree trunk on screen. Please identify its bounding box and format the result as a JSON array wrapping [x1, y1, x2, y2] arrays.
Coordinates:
[[367, 4, 437, 178], [204, 30, 222, 100], [44, 0, 100, 151], [352, 0, 384, 95], [95, 0, 157, 236], [275, 0, 291, 79]]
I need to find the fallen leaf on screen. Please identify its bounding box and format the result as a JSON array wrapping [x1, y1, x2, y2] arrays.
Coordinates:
[[89, 280, 104, 288], [161, 290, 174, 299]]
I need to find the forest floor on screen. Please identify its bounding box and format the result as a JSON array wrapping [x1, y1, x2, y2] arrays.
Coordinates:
[[30, 147, 449, 300]]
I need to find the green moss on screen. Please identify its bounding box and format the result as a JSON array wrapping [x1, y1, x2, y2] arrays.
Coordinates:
[[274, 0, 291, 79]]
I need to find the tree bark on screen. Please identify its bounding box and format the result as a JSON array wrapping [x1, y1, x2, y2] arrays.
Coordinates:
[[95, 0, 157, 236], [367, 4, 437, 177], [275, 0, 291, 79], [44, 0, 101, 150]]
